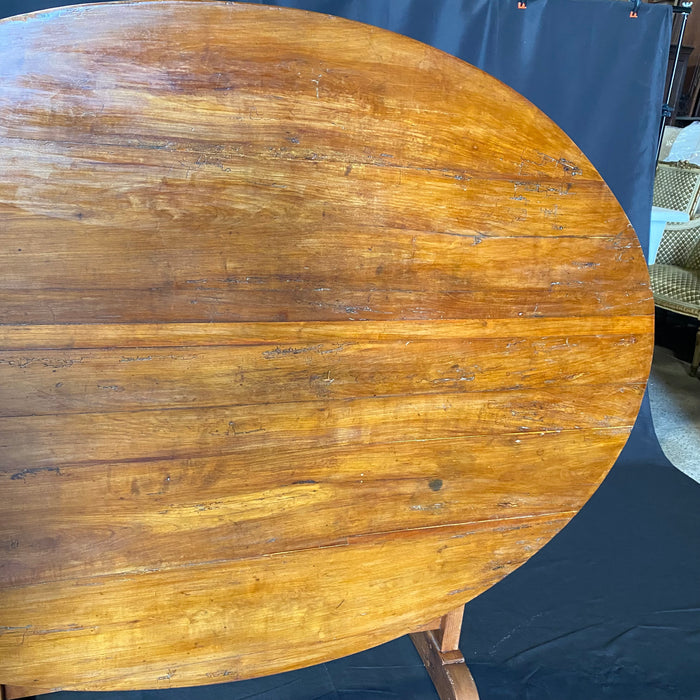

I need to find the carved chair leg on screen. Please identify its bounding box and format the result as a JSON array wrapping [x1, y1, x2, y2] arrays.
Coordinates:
[[691, 325, 700, 377], [410, 606, 480, 700], [1, 685, 53, 699]]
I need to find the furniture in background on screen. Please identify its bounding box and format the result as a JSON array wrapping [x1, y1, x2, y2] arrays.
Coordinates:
[[649, 219, 700, 374], [0, 3, 654, 699], [650, 126, 700, 373], [649, 160, 700, 262], [650, 207, 690, 263]]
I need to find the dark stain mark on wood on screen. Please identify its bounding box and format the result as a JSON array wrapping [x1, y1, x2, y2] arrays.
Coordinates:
[[428, 478, 443, 492]]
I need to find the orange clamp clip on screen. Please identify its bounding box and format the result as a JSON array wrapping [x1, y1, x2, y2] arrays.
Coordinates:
[[518, 1, 527, 7]]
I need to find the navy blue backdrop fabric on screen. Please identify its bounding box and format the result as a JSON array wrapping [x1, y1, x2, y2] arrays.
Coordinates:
[[3, 1, 700, 699]]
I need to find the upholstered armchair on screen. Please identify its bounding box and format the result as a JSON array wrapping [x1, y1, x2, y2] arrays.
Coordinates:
[[649, 219, 700, 376]]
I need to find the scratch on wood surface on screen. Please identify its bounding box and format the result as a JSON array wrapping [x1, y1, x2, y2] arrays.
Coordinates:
[[310, 370, 335, 398], [311, 73, 322, 98], [205, 668, 237, 679], [318, 343, 352, 354], [33, 624, 86, 635], [513, 180, 572, 196], [410, 503, 444, 512], [0, 625, 32, 633], [0, 357, 82, 369], [539, 153, 583, 176], [449, 585, 476, 596], [518, 152, 582, 177], [226, 421, 264, 437], [262, 344, 321, 359], [10, 466, 61, 481], [430, 363, 475, 385]]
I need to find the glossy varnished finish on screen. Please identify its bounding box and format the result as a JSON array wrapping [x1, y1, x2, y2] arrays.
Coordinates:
[[0, 1, 654, 691]]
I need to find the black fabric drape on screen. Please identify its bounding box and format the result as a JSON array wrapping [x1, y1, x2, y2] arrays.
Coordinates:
[[3, 1, 699, 699]]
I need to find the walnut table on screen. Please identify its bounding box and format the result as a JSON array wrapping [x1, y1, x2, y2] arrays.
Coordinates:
[[0, 3, 654, 699]]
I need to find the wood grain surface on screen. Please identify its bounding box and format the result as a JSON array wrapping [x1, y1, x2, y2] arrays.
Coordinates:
[[0, 1, 654, 691]]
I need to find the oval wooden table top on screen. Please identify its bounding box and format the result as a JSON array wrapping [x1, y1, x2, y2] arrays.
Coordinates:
[[0, 0, 654, 692]]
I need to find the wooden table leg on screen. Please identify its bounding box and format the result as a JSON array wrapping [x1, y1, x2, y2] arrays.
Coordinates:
[[410, 606, 480, 700], [1, 685, 53, 699]]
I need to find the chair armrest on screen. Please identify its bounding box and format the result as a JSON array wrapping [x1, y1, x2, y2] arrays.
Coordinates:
[[649, 207, 690, 264]]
